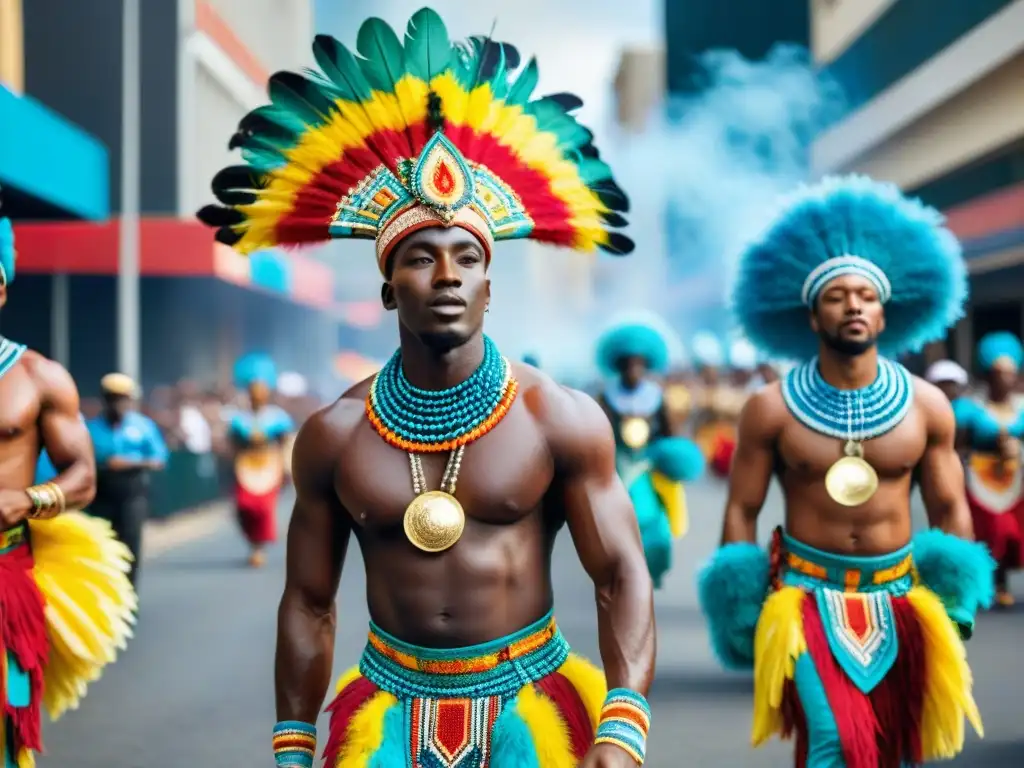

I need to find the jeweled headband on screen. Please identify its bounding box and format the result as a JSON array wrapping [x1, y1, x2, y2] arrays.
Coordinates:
[[197, 7, 634, 275]]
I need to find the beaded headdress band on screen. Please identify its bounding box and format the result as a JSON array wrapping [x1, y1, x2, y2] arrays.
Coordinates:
[[197, 7, 634, 274], [800, 254, 892, 307]]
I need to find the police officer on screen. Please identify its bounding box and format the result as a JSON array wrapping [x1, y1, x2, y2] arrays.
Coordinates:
[[86, 373, 167, 587]]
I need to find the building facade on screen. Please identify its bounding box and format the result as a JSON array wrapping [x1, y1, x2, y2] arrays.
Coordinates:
[[5, 0, 341, 396], [811, 0, 1024, 369]]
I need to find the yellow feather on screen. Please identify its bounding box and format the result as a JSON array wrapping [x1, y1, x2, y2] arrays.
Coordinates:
[[334, 665, 364, 694], [751, 586, 806, 747], [906, 587, 983, 759], [28, 513, 137, 721], [335, 692, 399, 767], [514, 684, 577, 767], [651, 472, 688, 539]]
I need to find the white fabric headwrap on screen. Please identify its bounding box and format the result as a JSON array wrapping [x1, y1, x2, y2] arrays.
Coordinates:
[[801, 255, 892, 306], [924, 360, 968, 386]]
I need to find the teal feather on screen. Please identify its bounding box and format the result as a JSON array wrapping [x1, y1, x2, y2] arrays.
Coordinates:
[[404, 7, 451, 82], [356, 18, 407, 94], [268, 72, 334, 126], [241, 146, 288, 172], [574, 158, 614, 185], [312, 35, 374, 103], [506, 58, 538, 106]]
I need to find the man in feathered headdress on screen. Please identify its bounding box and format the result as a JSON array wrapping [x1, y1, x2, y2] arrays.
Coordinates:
[[697, 176, 992, 766], [228, 353, 294, 568], [0, 215, 135, 767], [954, 333, 1024, 607], [198, 9, 655, 767], [594, 321, 704, 588]]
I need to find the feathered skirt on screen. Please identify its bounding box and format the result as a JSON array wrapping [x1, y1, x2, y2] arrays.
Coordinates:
[[323, 612, 607, 767], [965, 452, 1024, 568], [0, 516, 136, 768], [751, 534, 981, 768]]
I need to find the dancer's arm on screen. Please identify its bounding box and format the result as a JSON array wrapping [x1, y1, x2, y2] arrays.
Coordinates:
[[917, 381, 974, 539], [30, 352, 96, 509], [720, 387, 779, 544], [552, 389, 655, 696], [275, 409, 352, 723]]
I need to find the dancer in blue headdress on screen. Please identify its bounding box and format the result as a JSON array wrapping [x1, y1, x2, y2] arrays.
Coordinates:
[[230, 353, 294, 567], [956, 331, 1024, 607], [699, 175, 991, 766], [595, 321, 704, 587]]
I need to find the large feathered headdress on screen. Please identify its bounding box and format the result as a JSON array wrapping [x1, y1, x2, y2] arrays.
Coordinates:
[[197, 7, 633, 274], [731, 175, 967, 361], [0, 217, 15, 287]]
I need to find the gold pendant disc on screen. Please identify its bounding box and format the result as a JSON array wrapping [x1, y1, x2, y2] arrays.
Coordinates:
[[403, 490, 466, 553], [620, 417, 651, 449], [824, 455, 879, 507]]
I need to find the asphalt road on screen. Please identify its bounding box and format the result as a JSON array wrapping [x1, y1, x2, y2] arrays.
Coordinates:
[[40, 481, 1023, 766]]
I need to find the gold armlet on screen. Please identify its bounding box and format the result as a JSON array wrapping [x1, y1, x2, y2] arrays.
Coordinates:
[[26, 482, 66, 520]]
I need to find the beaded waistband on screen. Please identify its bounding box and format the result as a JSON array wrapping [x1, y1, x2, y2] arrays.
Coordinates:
[[0, 524, 28, 556], [359, 610, 570, 698], [782, 532, 912, 591]]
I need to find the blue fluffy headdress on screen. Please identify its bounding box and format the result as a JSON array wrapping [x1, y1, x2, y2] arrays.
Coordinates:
[[596, 320, 673, 377], [730, 175, 968, 361], [0, 217, 15, 287], [977, 331, 1023, 373], [234, 352, 278, 389]]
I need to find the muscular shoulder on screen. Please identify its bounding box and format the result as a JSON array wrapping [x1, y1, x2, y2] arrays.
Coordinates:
[[18, 350, 79, 408], [911, 375, 955, 438], [513, 364, 614, 472], [292, 378, 369, 479], [738, 382, 788, 440]]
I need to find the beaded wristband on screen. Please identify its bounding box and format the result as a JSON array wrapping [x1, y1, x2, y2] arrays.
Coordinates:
[[272, 721, 317, 768], [593, 688, 651, 764]]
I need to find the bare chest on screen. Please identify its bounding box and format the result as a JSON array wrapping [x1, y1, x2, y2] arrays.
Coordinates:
[[336, 407, 554, 534], [777, 407, 926, 480]]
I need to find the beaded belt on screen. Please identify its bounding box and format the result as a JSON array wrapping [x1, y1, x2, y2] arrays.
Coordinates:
[[781, 532, 913, 591], [0, 523, 27, 556], [359, 611, 570, 698]]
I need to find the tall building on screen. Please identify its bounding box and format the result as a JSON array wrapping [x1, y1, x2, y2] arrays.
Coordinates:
[[4, 0, 340, 395], [811, 0, 1024, 367]]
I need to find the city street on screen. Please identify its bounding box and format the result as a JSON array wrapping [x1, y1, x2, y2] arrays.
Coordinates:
[[42, 481, 1023, 766]]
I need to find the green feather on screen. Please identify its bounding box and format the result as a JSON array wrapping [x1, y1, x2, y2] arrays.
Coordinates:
[[506, 58, 538, 106], [240, 146, 286, 172], [404, 8, 451, 81], [356, 17, 407, 93], [575, 157, 614, 185], [312, 35, 373, 103]]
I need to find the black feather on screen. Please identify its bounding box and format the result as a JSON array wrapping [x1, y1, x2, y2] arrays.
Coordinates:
[[268, 71, 336, 123], [600, 211, 628, 228], [427, 90, 444, 133], [212, 166, 265, 195], [214, 227, 244, 247], [196, 205, 246, 228], [592, 180, 630, 213], [543, 92, 583, 112], [599, 232, 634, 256]]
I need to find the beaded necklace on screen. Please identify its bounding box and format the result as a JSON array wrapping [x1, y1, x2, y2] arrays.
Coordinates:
[[781, 356, 913, 506], [366, 335, 518, 552], [782, 356, 913, 441], [0, 337, 26, 382]]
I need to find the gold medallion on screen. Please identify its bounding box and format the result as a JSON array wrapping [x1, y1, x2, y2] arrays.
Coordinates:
[[403, 490, 466, 553], [620, 417, 651, 449], [825, 440, 879, 507]]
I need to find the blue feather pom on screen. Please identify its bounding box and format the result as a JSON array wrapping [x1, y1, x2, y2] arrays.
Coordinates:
[[731, 175, 968, 361], [234, 352, 278, 388], [976, 331, 1023, 372], [697, 543, 770, 669], [0, 217, 15, 286], [596, 323, 670, 377], [913, 530, 995, 639], [649, 437, 705, 482]]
